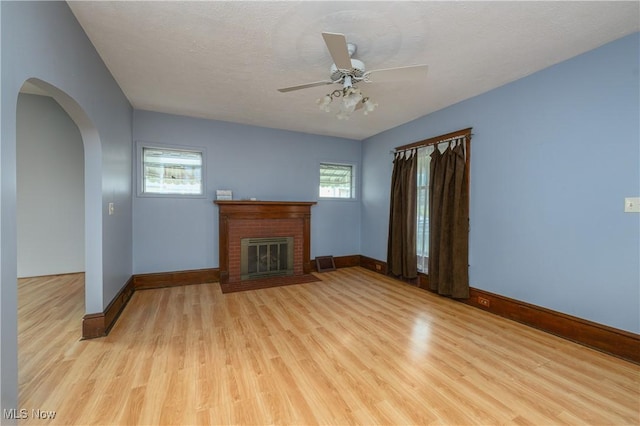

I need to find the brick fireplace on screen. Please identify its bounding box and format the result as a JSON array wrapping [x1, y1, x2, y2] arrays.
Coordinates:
[[214, 200, 317, 293]]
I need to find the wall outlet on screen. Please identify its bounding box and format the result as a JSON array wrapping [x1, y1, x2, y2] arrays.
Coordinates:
[[375, 264, 382, 271], [624, 197, 640, 213], [108, 202, 114, 216], [478, 296, 490, 307]]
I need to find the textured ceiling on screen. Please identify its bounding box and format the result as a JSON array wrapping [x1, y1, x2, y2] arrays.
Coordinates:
[[66, 1, 639, 141]]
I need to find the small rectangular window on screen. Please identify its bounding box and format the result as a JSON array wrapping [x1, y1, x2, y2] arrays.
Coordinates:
[[319, 163, 355, 199], [142, 147, 203, 195]]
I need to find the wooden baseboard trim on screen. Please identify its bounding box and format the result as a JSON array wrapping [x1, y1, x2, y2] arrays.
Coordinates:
[[82, 276, 134, 339], [359, 255, 388, 274], [133, 268, 219, 290], [357, 256, 639, 364], [81, 269, 218, 339], [136, 257, 359, 289], [461, 287, 640, 364]]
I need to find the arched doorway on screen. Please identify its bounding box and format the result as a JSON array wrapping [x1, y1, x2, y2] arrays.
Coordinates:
[[16, 81, 87, 404], [12, 78, 103, 410], [18, 78, 104, 315]]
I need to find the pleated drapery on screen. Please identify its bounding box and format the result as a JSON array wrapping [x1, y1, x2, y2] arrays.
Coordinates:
[[387, 150, 418, 280], [390, 127, 471, 297], [428, 139, 469, 298]]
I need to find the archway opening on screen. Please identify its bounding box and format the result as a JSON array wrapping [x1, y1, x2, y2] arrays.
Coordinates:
[[15, 78, 103, 408]]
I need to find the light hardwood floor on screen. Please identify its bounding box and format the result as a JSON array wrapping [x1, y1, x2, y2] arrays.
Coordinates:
[[17, 268, 640, 425]]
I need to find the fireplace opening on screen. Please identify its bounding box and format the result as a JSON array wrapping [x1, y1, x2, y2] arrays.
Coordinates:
[[241, 237, 294, 280]]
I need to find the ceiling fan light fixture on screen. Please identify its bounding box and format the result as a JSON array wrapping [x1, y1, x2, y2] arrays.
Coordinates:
[[342, 87, 363, 111], [316, 94, 332, 112], [363, 97, 378, 115], [316, 85, 374, 119]]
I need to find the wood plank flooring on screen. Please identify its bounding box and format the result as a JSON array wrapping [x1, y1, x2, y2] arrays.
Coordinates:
[[17, 267, 640, 425]]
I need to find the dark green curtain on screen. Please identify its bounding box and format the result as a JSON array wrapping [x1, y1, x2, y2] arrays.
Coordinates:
[[387, 150, 418, 279], [428, 140, 469, 298]]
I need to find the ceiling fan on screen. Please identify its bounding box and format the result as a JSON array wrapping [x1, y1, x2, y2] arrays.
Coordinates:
[[278, 32, 428, 119]]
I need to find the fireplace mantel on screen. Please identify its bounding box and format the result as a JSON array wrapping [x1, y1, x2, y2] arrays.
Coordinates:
[[215, 200, 317, 218], [214, 200, 317, 292]]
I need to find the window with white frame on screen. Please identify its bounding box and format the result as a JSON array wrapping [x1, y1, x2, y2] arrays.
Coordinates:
[[141, 146, 203, 196], [319, 162, 355, 199]]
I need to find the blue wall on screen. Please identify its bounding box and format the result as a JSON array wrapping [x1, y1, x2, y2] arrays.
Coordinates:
[[362, 33, 640, 333], [1, 1, 133, 413], [133, 110, 362, 274]]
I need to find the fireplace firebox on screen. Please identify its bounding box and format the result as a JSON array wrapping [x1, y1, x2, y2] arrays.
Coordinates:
[[241, 237, 294, 280]]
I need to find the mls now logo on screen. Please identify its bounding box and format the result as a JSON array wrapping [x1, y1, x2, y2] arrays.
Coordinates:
[[3, 409, 28, 419], [3, 408, 57, 420]]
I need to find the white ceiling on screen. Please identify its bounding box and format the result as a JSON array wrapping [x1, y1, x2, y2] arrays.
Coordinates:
[[66, 1, 639, 141]]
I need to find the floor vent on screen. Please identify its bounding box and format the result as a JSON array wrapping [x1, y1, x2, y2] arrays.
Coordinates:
[[315, 256, 336, 272]]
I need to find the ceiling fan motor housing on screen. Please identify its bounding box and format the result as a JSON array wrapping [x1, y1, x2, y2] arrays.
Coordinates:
[[330, 59, 366, 82]]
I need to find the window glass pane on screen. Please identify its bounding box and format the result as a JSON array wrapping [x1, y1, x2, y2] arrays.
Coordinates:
[[319, 163, 353, 198], [143, 147, 203, 195], [416, 146, 433, 272]]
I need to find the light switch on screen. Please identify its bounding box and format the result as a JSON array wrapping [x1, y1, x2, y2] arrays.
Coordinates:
[[108, 202, 115, 216], [624, 197, 640, 213]]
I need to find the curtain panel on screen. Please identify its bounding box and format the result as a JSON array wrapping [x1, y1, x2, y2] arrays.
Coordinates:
[[428, 139, 469, 298], [387, 150, 418, 279]]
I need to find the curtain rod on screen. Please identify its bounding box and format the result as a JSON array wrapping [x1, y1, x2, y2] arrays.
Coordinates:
[[392, 127, 473, 154]]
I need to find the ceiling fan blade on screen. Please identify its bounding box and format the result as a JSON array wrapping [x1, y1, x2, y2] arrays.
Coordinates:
[[278, 80, 334, 93], [365, 64, 429, 83], [322, 32, 352, 70]]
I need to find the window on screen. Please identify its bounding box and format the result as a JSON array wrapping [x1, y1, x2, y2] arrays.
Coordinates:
[[140, 146, 203, 196], [319, 163, 355, 199], [416, 146, 432, 272]]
